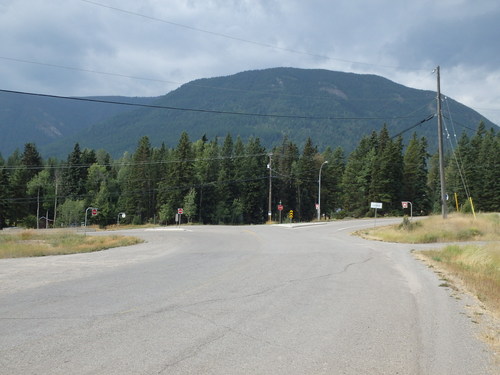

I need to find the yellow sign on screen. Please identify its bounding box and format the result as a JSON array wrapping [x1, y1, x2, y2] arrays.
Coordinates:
[[288, 210, 294, 219]]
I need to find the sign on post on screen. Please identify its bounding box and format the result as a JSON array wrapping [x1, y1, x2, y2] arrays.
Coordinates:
[[401, 201, 413, 219], [277, 204, 283, 211], [178, 208, 183, 214], [92, 208, 98, 216], [370, 202, 382, 227]]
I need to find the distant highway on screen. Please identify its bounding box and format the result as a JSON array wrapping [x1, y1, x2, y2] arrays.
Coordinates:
[[0, 219, 494, 374]]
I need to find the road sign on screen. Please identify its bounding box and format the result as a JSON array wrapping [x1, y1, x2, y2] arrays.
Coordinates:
[[370, 202, 383, 209], [402, 201, 408, 209], [178, 208, 183, 214], [288, 210, 294, 219], [277, 204, 283, 211], [92, 208, 97, 216]]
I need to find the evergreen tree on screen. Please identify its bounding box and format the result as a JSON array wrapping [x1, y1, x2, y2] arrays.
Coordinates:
[[158, 132, 194, 222], [272, 137, 299, 220], [402, 133, 430, 215], [341, 135, 375, 216], [296, 138, 318, 222], [62, 143, 86, 199], [215, 134, 235, 224], [322, 146, 345, 217], [0, 156, 8, 228], [240, 137, 267, 224], [9, 143, 43, 224], [122, 136, 154, 223]]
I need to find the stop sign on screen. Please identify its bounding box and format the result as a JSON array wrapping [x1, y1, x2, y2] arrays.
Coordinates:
[[402, 201, 408, 209], [92, 208, 97, 216], [277, 204, 283, 211], [178, 208, 183, 214]]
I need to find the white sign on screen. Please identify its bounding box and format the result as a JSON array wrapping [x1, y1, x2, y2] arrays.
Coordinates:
[[370, 202, 383, 209]]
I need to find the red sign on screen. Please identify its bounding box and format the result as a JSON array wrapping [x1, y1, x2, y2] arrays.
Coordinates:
[[92, 208, 97, 216], [402, 201, 408, 209], [277, 204, 283, 211], [178, 208, 183, 214]]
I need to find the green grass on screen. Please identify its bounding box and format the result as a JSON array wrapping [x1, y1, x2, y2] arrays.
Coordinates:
[[0, 230, 143, 259]]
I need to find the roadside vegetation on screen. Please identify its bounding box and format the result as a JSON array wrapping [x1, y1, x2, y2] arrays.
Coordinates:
[[0, 230, 143, 259], [359, 213, 499, 243], [360, 213, 499, 322]]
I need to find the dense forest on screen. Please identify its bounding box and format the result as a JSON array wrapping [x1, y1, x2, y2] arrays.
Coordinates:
[[0, 122, 498, 229]]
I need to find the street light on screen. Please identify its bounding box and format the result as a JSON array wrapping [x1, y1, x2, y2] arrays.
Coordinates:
[[317, 161, 328, 221], [117, 212, 126, 225]]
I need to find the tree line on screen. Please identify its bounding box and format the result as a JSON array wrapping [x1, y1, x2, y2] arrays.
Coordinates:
[[0, 122, 498, 229]]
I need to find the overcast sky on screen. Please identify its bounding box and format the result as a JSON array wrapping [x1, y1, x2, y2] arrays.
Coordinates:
[[1, 0, 499, 125]]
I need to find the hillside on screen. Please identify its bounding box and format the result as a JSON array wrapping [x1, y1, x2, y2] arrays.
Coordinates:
[[0, 92, 157, 156], [2, 68, 496, 158]]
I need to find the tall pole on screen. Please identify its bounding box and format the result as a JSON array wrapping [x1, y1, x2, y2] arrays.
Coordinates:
[[436, 66, 447, 219], [267, 153, 272, 223], [317, 161, 328, 221]]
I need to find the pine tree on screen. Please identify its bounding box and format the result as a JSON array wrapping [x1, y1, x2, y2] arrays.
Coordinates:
[[240, 137, 267, 224], [272, 137, 299, 220], [296, 138, 318, 221], [215, 134, 235, 224], [62, 143, 86, 199], [402, 133, 430, 215], [123, 136, 154, 223], [0, 156, 8, 228], [9, 143, 43, 224], [322, 146, 345, 217], [341, 135, 375, 216], [158, 132, 194, 222]]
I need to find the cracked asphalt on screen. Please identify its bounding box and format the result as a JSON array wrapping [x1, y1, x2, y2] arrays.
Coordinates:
[[0, 219, 495, 374]]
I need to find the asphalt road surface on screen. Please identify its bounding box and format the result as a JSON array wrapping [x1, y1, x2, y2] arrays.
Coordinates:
[[0, 219, 495, 374]]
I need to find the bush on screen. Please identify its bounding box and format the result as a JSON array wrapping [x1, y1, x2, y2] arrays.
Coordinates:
[[398, 216, 421, 231]]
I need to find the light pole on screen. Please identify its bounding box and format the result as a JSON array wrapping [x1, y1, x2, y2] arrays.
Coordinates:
[[267, 153, 273, 223], [117, 212, 126, 225], [317, 160, 328, 221]]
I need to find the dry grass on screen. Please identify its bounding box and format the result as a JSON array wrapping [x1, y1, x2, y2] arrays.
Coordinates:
[[0, 230, 143, 259], [419, 243, 500, 314], [359, 213, 500, 243]]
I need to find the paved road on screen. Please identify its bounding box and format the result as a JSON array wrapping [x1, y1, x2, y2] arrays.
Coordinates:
[[0, 219, 495, 374]]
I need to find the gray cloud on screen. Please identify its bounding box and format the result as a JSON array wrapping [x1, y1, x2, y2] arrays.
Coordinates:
[[1, 0, 499, 124]]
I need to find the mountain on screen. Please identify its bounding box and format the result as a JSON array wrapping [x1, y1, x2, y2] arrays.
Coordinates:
[[2, 68, 496, 158], [0, 91, 157, 156]]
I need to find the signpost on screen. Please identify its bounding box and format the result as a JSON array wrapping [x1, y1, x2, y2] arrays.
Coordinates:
[[401, 201, 413, 219], [277, 203, 283, 224], [176, 208, 183, 227], [84, 207, 98, 235], [370, 202, 382, 227]]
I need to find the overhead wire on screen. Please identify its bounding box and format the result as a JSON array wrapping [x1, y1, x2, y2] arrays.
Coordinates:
[[0, 88, 426, 122]]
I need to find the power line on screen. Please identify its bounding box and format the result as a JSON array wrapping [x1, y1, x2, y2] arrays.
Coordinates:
[[390, 114, 435, 139], [0, 88, 421, 122], [80, 0, 423, 71]]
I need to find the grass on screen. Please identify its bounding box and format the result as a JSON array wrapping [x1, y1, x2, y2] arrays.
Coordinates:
[[359, 213, 499, 243], [0, 230, 144, 259], [359, 213, 500, 354], [420, 243, 500, 315]]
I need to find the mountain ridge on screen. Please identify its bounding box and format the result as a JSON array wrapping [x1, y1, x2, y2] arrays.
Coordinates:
[[1, 67, 496, 158]]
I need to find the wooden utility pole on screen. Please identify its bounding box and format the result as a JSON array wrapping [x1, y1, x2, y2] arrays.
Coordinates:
[[436, 66, 447, 218]]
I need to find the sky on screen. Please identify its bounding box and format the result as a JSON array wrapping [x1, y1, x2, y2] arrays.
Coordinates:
[[1, 0, 499, 125]]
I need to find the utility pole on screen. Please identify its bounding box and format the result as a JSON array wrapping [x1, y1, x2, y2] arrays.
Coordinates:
[[267, 153, 273, 223], [436, 66, 447, 219]]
